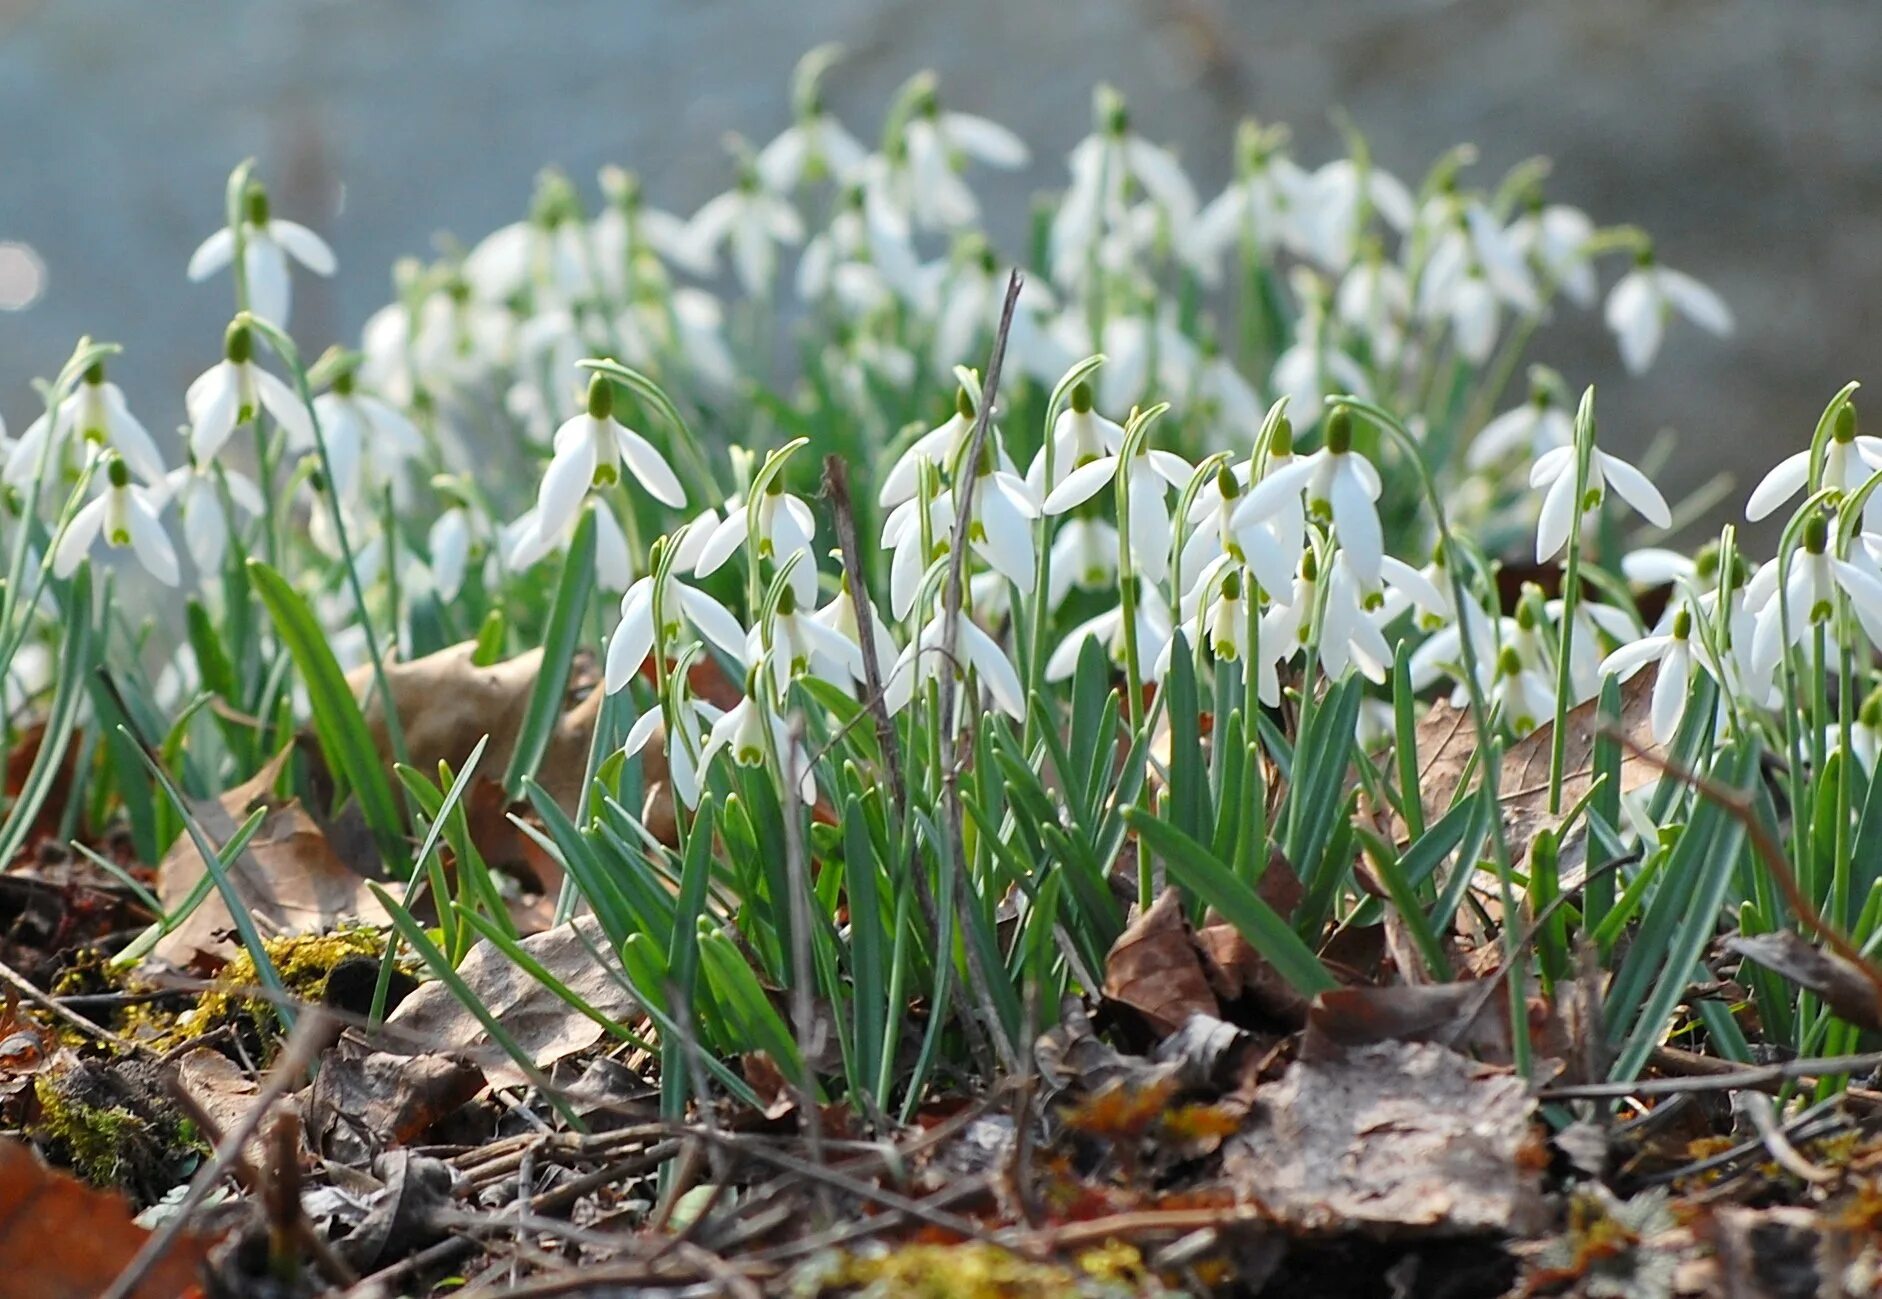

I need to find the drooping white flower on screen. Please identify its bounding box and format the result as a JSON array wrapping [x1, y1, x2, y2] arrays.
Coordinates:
[[593, 165, 714, 290], [622, 680, 719, 811], [1749, 518, 1882, 679], [505, 496, 635, 592], [1027, 382, 1126, 498], [1604, 253, 1733, 374], [1047, 580, 1173, 682], [1046, 517, 1119, 610], [52, 456, 179, 586], [1745, 404, 1882, 524], [603, 562, 748, 695], [1318, 552, 1396, 684], [186, 320, 314, 465], [1190, 122, 1316, 270], [5, 360, 165, 490], [310, 370, 427, 505], [701, 688, 816, 804], [1295, 157, 1415, 272], [1492, 645, 1557, 736], [1509, 201, 1597, 306], [1530, 441, 1671, 563], [1234, 407, 1384, 583], [798, 183, 920, 305], [813, 582, 901, 686], [1468, 386, 1574, 470], [1601, 605, 1718, 744], [884, 608, 1026, 720], [523, 372, 686, 556], [1050, 86, 1198, 287], [694, 476, 820, 604], [879, 389, 976, 509], [1042, 438, 1191, 586], [750, 585, 866, 701], [155, 458, 262, 578], [900, 82, 1027, 231], [187, 182, 335, 327], [684, 160, 804, 296]]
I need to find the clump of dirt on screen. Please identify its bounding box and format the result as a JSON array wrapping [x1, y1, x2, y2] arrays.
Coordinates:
[[29, 1054, 198, 1205]]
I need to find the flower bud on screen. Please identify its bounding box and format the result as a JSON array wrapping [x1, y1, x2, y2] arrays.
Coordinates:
[[1270, 417, 1294, 459], [1835, 403, 1858, 444]]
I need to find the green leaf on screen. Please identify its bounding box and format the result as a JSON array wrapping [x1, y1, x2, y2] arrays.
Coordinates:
[[0, 567, 93, 867], [1125, 808, 1337, 997], [247, 559, 408, 871], [502, 508, 596, 798]]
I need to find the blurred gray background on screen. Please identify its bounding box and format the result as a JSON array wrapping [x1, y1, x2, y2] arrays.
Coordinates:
[[2, 0, 1875, 543]]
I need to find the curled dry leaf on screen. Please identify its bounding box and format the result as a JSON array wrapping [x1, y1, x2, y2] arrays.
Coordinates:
[[1103, 889, 1219, 1036], [1304, 977, 1601, 1080], [384, 915, 635, 1090], [154, 755, 391, 969], [304, 1036, 482, 1166], [0, 1136, 217, 1299], [1727, 930, 1882, 1033], [1225, 1039, 1548, 1238]]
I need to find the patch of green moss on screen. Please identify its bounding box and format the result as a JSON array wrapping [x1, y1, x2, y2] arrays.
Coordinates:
[[30, 1073, 164, 1190], [172, 926, 389, 1041], [803, 1241, 1160, 1299]]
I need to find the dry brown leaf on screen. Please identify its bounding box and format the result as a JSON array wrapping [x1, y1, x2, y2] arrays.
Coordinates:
[[347, 641, 601, 811], [1102, 890, 1218, 1035], [1402, 664, 1661, 860], [384, 915, 634, 1090], [1225, 1039, 1548, 1238], [1305, 977, 1604, 1081], [1728, 930, 1882, 1033], [0, 1136, 217, 1298], [154, 758, 392, 969], [304, 1037, 482, 1166], [175, 1047, 277, 1169]]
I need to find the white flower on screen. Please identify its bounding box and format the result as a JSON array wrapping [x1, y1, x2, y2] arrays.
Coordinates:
[[813, 584, 901, 685], [1046, 517, 1119, 610], [1468, 388, 1574, 470], [1234, 407, 1383, 583], [187, 184, 335, 326], [750, 586, 866, 701], [604, 565, 748, 695], [1027, 384, 1126, 497], [311, 376, 426, 505], [1492, 644, 1557, 736], [155, 459, 262, 578], [798, 184, 920, 304], [593, 166, 713, 288], [185, 321, 313, 464], [1749, 525, 1882, 680], [1604, 255, 1733, 374], [53, 457, 179, 586], [1530, 442, 1672, 563], [684, 165, 804, 296], [1318, 553, 1395, 684], [505, 497, 635, 591], [622, 685, 718, 810], [964, 461, 1043, 592], [758, 109, 868, 193], [1601, 606, 1717, 744], [1296, 158, 1414, 271], [525, 372, 686, 552], [1050, 87, 1197, 286], [1049, 581, 1173, 682], [694, 477, 819, 604], [5, 361, 165, 490], [701, 690, 816, 804], [1191, 125, 1316, 268], [1745, 408, 1882, 524], [1510, 202, 1597, 306], [879, 390, 975, 508], [884, 609, 1026, 720], [1043, 440, 1191, 586]]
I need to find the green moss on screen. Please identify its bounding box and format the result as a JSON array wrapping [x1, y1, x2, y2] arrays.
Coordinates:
[[31, 1074, 154, 1188]]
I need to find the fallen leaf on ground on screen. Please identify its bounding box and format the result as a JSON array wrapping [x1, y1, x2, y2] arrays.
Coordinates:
[[1225, 1039, 1547, 1237], [384, 915, 634, 1089], [304, 1036, 483, 1165], [1034, 998, 1176, 1097], [334, 1149, 454, 1272], [0, 1136, 217, 1298], [153, 757, 392, 969], [175, 1047, 277, 1169], [1401, 664, 1661, 861], [1103, 890, 1218, 1035], [1727, 930, 1882, 1033], [348, 641, 600, 811]]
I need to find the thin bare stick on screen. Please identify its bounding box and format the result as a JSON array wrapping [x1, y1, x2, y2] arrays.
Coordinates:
[[102, 1007, 332, 1299], [779, 716, 832, 1212], [1540, 1047, 1882, 1100], [0, 952, 151, 1057]]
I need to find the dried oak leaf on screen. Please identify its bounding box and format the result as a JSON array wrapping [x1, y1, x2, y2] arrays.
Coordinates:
[[175, 1047, 277, 1170], [1401, 664, 1661, 860], [347, 641, 601, 811], [1225, 1039, 1548, 1238], [1103, 890, 1218, 1035], [153, 756, 391, 969], [0, 1136, 216, 1298], [1727, 930, 1882, 1033], [384, 915, 634, 1090], [304, 1037, 480, 1166]]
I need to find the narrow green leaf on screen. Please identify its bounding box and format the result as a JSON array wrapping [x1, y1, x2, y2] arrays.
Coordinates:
[[502, 508, 596, 798]]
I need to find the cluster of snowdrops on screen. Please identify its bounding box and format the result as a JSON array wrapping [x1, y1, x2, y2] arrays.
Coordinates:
[[7, 49, 1875, 1098]]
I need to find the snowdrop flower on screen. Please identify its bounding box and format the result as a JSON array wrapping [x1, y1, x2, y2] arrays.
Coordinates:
[[1750, 516, 1882, 679], [1318, 552, 1396, 684], [604, 562, 748, 695], [1049, 580, 1173, 682], [1297, 157, 1414, 272], [1050, 86, 1197, 286], [1601, 606, 1718, 744], [963, 452, 1043, 593], [1745, 404, 1882, 524], [156, 457, 262, 578], [1235, 408, 1384, 583], [1335, 250, 1412, 341], [752, 585, 866, 701], [1043, 437, 1191, 586], [813, 581, 901, 683], [798, 184, 919, 304], [53, 456, 179, 586], [1530, 439, 1671, 564], [1046, 517, 1119, 610], [310, 368, 427, 505], [594, 166, 712, 288], [1509, 200, 1598, 306], [622, 681, 718, 810], [1551, 596, 1644, 704], [757, 93, 867, 194], [1166, 565, 1250, 670], [427, 502, 482, 601], [464, 173, 592, 305], [1843, 687, 1882, 776], [525, 372, 685, 558], [506, 497, 635, 591], [694, 475, 819, 604], [701, 686, 817, 804], [187, 181, 335, 327], [882, 74, 1027, 232], [879, 388, 1016, 507], [885, 607, 1026, 720], [1269, 271, 1370, 428], [186, 320, 313, 464], [1026, 383, 1125, 498], [6, 359, 166, 491], [1468, 383, 1574, 470], [1604, 250, 1732, 374], [1493, 645, 1556, 736], [1191, 121, 1315, 270], [685, 158, 804, 296]]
